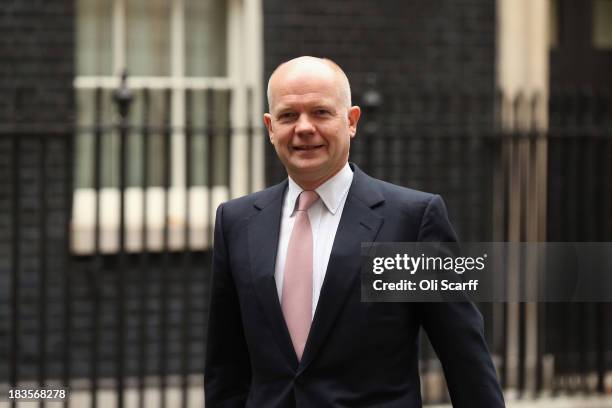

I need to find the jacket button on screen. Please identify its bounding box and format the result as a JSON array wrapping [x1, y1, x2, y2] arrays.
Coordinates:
[[295, 376, 303, 384]]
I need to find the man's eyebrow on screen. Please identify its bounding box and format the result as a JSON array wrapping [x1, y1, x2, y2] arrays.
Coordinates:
[[274, 107, 294, 115]]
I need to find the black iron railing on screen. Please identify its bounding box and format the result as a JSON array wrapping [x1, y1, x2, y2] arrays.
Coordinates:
[[1, 81, 611, 406]]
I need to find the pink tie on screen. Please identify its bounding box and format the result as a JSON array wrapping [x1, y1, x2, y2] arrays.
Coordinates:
[[282, 190, 319, 361]]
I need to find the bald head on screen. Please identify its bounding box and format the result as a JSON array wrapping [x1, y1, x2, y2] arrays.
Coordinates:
[[266, 56, 352, 111]]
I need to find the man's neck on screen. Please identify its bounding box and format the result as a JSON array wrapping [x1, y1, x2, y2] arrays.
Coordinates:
[[290, 163, 348, 191]]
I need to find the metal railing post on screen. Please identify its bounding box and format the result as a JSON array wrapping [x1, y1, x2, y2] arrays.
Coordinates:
[[113, 70, 133, 408]]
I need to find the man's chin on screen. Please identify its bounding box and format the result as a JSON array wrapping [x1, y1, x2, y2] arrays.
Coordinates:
[[285, 162, 325, 180], [287, 157, 327, 173]]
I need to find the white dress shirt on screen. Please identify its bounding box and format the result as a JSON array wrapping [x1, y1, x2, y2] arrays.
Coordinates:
[[274, 162, 354, 319]]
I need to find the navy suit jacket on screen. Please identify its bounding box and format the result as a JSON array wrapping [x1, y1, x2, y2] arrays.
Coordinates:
[[205, 163, 505, 407]]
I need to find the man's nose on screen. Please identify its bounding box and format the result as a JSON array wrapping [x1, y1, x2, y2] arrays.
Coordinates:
[[295, 114, 315, 135]]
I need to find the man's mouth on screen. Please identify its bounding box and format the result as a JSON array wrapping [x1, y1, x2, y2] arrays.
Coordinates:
[[293, 145, 324, 151]]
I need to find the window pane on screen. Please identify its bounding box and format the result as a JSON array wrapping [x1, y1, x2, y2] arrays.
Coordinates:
[[75, 89, 95, 188], [141, 90, 169, 187], [75, 89, 117, 188], [185, 0, 227, 77], [76, 88, 171, 188], [593, 0, 612, 49], [76, 0, 113, 75], [126, 0, 170, 75], [188, 90, 230, 186]]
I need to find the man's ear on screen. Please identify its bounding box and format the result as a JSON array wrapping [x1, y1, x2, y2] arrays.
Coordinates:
[[348, 106, 361, 138], [263, 113, 274, 144]]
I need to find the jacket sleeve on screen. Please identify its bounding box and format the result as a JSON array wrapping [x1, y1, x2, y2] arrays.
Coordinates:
[[205, 204, 251, 407], [417, 195, 506, 408]]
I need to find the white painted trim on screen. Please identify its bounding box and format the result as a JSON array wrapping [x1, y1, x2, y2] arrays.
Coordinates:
[[496, 0, 550, 395], [74, 76, 237, 90], [170, 0, 186, 189], [227, 0, 248, 198], [496, 0, 549, 101], [246, 0, 266, 192], [224, 0, 266, 198], [71, 186, 229, 254]]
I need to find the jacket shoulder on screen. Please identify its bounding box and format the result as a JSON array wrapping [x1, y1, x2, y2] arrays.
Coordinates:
[[369, 176, 437, 207], [218, 182, 286, 221]]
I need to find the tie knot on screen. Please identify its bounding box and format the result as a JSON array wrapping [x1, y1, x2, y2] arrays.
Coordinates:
[[297, 190, 319, 211]]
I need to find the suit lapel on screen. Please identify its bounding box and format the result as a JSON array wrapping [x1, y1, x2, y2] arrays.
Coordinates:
[[247, 180, 298, 367], [299, 164, 385, 372]]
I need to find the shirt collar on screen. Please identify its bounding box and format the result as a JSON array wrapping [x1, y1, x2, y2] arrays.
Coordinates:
[[287, 162, 354, 215]]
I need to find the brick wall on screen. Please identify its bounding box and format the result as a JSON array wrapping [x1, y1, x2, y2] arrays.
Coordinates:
[[263, 0, 497, 241], [0, 135, 71, 382], [0, 0, 75, 383], [263, 0, 495, 95], [0, 1, 74, 128]]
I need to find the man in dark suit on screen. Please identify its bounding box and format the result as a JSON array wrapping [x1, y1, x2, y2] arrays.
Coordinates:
[[205, 56, 505, 407]]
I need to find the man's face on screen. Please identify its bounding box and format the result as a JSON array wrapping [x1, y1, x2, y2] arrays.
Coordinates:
[[264, 65, 360, 188]]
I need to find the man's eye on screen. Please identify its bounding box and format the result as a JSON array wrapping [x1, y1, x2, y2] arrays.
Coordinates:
[[279, 112, 297, 120], [315, 109, 330, 116]]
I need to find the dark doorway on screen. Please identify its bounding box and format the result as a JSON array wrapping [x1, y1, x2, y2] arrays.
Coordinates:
[[550, 0, 612, 88]]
